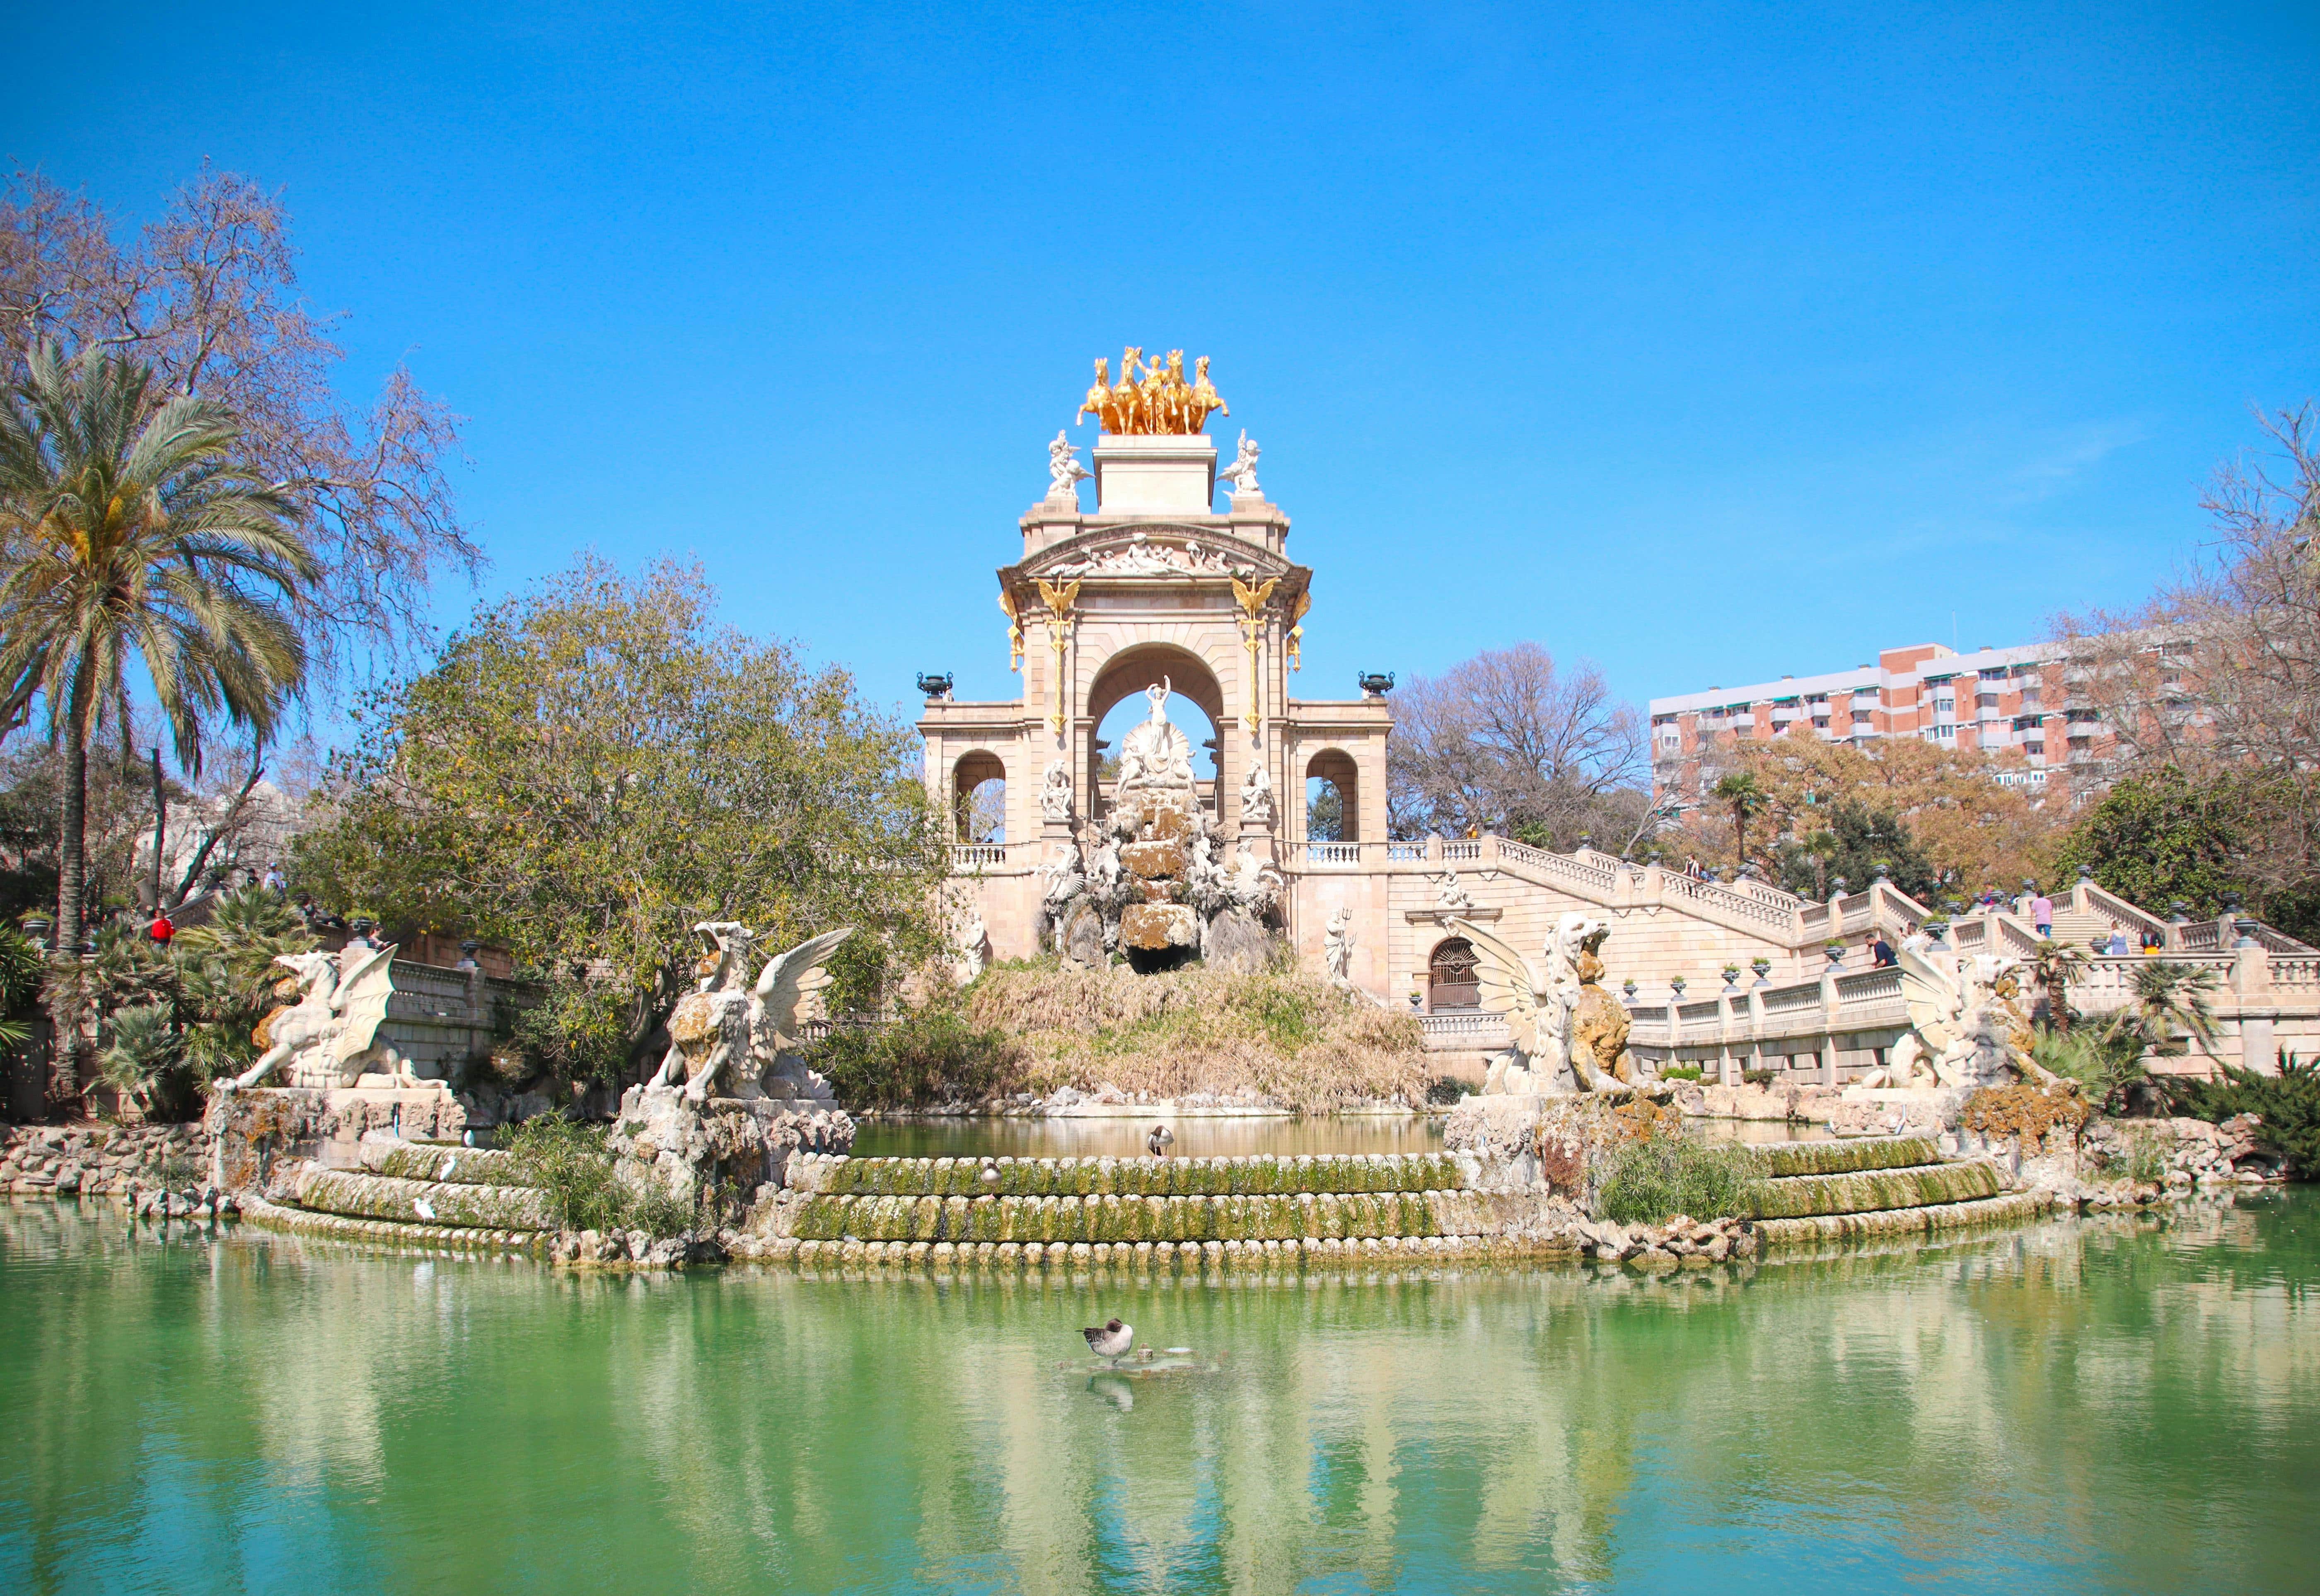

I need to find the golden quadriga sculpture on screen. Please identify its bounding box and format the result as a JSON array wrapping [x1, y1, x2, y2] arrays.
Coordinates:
[[1078, 348, 1229, 435]]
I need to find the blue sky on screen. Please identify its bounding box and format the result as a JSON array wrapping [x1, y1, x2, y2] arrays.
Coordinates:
[[7, 0, 2316, 730]]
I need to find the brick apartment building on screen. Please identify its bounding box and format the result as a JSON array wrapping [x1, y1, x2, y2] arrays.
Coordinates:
[[1648, 640, 2116, 808]]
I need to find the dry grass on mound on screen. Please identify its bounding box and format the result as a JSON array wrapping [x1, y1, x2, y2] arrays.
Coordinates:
[[958, 960, 1429, 1112]]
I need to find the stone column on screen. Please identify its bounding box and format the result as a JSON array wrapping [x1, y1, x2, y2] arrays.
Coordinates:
[[1819, 967, 1842, 1086], [2234, 940, 2277, 1074]]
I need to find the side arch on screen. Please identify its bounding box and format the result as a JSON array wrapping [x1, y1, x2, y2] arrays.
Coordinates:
[[1304, 747, 1360, 844], [952, 749, 1007, 842]]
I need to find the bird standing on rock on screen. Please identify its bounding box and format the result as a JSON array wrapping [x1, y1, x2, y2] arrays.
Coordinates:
[[1147, 1124, 1174, 1158], [1083, 1318, 1133, 1360]]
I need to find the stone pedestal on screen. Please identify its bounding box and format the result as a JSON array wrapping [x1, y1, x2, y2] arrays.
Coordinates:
[[207, 1081, 466, 1195], [1092, 433, 1217, 515], [608, 1084, 854, 1217], [1443, 1089, 1683, 1207]]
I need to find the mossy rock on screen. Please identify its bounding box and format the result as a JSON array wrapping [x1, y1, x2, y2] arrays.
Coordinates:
[[364, 1145, 518, 1187], [294, 1168, 550, 1231], [1757, 1137, 1943, 1179], [1747, 1161, 2002, 1219]]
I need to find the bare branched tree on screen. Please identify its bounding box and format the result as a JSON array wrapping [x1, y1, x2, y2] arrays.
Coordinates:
[[1387, 643, 1648, 845], [0, 166, 481, 723], [2060, 405, 2320, 767], [2054, 401, 2320, 914]]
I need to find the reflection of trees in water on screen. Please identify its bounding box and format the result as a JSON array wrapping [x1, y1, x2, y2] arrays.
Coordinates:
[[3, 1199, 2316, 1592]]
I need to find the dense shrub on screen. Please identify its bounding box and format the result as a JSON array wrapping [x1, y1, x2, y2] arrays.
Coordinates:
[[2030, 1028, 2146, 1109], [806, 1006, 1022, 1109], [495, 1113, 692, 1236], [1595, 1133, 1766, 1224], [2167, 1055, 2320, 1176]]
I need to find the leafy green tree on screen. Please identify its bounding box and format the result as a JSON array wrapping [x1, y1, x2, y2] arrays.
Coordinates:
[[2167, 1055, 2320, 1176], [0, 345, 312, 1103], [1772, 798, 1938, 902], [2028, 939, 2091, 1034], [2053, 766, 2244, 918], [1307, 779, 1345, 842], [169, 887, 315, 1083], [83, 885, 314, 1116], [294, 558, 947, 1085], [0, 920, 39, 1054]]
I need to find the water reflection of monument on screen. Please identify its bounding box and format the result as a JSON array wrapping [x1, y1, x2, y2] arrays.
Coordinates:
[[11, 1202, 2305, 1593]]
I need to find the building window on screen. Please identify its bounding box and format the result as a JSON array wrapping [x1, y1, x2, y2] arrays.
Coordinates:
[[1934, 723, 1956, 739], [1976, 692, 1999, 709]]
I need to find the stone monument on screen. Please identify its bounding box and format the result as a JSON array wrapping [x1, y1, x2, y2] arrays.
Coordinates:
[[613, 921, 859, 1213], [1449, 912, 1633, 1094]]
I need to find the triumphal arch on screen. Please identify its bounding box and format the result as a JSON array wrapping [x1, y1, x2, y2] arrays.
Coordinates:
[[918, 349, 1395, 986], [918, 351, 1966, 1074]]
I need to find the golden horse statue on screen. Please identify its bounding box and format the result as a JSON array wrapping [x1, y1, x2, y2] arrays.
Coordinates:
[[1077, 348, 1229, 435]]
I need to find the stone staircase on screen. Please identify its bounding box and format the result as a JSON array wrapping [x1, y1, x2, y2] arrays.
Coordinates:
[[1745, 1135, 2048, 1246], [238, 1142, 553, 1253]]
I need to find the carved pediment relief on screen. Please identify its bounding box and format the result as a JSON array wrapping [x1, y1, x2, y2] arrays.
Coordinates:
[[1023, 525, 1287, 583]]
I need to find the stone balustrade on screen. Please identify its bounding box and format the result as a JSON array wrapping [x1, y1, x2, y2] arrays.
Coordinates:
[[1625, 937, 2319, 1083]]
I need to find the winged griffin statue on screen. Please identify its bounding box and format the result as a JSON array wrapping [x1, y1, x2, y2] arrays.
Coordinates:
[[645, 923, 855, 1103], [222, 943, 408, 1092], [1870, 945, 2060, 1089], [1448, 912, 1631, 1094]]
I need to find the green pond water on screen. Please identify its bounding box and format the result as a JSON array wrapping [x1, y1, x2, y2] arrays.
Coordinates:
[[3, 1194, 2315, 1594]]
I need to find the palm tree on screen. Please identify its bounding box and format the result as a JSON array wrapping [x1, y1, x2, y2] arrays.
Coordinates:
[[1712, 771, 1769, 873], [2102, 960, 2223, 1062], [2028, 938, 2090, 1034], [0, 344, 312, 1106]]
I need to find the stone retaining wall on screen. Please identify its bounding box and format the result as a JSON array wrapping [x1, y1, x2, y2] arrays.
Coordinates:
[[785, 1186, 1565, 1245], [730, 1232, 1583, 1270], [1751, 1188, 2052, 1245], [1757, 1137, 1943, 1178], [239, 1192, 548, 1254], [0, 1121, 212, 1197], [359, 1142, 516, 1185]]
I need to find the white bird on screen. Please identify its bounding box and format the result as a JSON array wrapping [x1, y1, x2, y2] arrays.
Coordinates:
[[980, 1162, 1002, 1186], [441, 1156, 459, 1182], [1147, 1124, 1174, 1159], [1083, 1318, 1133, 1360], [412, 1196, 437, 1223]]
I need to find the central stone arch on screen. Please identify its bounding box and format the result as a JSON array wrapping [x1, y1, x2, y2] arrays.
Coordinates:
[[1085, 642, 1228, 827], [1085, 641, 1227, 731]]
